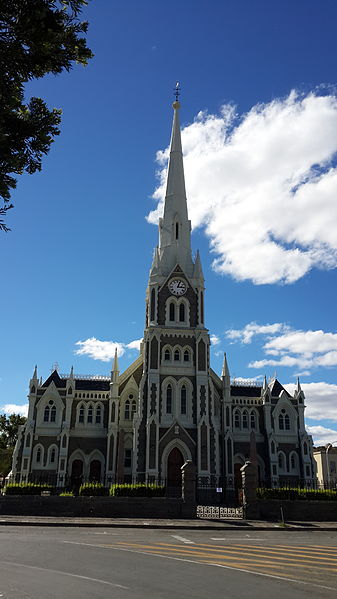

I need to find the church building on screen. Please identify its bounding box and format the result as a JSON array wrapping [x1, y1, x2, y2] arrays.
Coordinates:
[[12, 97, 315, 494]]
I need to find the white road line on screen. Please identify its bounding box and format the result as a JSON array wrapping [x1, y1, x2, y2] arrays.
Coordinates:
[[171, 535, 195, 544], [63, 541, 337, 592], [210, 538, 265, 541], [1, 561, 129, 590]]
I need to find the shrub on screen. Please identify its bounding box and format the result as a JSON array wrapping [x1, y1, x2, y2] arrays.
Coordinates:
[[59, 491, 74, 497], [256, 487, 337, 501], [3, 483, 54, 495], [78, 483, 106, 496], [109, 483, 166, 497]]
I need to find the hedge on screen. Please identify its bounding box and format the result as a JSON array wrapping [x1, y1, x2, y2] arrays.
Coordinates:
[[109, 483, 165, 497], [257, 487, 337, 501], [78, 483, 106, 496], [3, 483, 54, 495]]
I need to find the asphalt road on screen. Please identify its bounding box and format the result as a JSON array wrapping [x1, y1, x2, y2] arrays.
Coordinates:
[[0, 526, 337, 598]]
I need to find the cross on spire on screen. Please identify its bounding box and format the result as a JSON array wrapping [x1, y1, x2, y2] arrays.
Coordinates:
[[174, 81, 181, 102]]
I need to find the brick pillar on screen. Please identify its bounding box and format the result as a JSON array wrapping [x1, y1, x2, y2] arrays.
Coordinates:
[[181, 460, 196, 517], [241, 460, 260, 519]]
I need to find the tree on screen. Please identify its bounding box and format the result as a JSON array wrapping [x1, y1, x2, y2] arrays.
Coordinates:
[[0, 413, 27, 478], [0, 0, 93, 231]]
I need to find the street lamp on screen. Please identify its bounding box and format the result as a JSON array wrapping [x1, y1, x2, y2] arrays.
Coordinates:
[[325, 441, 337, 488]]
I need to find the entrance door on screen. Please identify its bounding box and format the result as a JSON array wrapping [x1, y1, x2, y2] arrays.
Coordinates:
[[71, 459, 84, 491], [167, 448, 184, 494], [89, 459, 102, 482]]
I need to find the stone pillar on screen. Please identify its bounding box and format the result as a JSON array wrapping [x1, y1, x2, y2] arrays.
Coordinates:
[[241, 460, 260, 519], [181, 460, 196, 517]]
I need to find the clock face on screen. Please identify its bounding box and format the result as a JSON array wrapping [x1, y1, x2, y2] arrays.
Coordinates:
[[169, 278, 187, 296]]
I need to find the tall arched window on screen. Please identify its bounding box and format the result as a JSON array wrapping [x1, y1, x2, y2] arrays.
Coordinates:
[[183, 349, 189, 362], [79, 405, 85, 423], [87, 404, 93, 423], [150, 287, 156, 322], [250, 411, 256, 429], [96, 405, 101, 424], [50, 405, 56, 422], [180, 385, 187, 414], [131, 400, 137, 417], [166, 385, 172, 414], [36, 447, 41, 463], [124, 400, 130, 420], [303, 442, 308, 455], [285, 414, 290, 430], [50, 448, 56, 463], [242, 410, 248, 429], [164, 348, 171, 361], [174, 349, 180, 361], [234, 410, 240, 428], [175, 222, 179, 240], [279, 414, 284, 430], [179, 303, 185, 322], [111, 402, 116, 422], [44, 406, 50, 422], [169, 302, 175, 321], [278, 453, 285, 470]]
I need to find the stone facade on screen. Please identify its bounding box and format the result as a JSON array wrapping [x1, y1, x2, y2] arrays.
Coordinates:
[[11, 99, 315, 494]]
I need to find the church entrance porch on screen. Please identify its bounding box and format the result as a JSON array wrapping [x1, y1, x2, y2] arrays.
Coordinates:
[[167, 447, 184, 497]]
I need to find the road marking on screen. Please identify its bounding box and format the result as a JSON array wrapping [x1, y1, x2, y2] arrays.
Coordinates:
[[210, 538, 265, 541], [1, 561, 129, 590], [171, 535, 195, 544], [65, 541, 337, 592]]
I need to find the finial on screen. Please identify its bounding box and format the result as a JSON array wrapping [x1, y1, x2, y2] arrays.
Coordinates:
[[174, 81, 181, 102], [70, 365, 74, 379], [296, 376, 301, 392], [221, 352, 230, 378], [32, 364, 38, 379]]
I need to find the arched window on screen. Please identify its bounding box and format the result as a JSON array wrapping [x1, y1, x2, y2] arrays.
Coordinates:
[[36, 447, 41, 463], [111, 402, 116, 422], [250, 411, 256, 429], [131, 400, 137, 417], [31, 385, 36, 394], [150, 288, 156, 322], [279, 414, 284, 430], [25, 433, 31, 447], [166, 385, 172, 414], [278, 453, 285, 470], [169, 302, 175, 322], [179, 303, 185, 322], [303, 442, 308, 455], [44, 406, 50, 422], [87, 404, 93, 423], [174, 349, 180, 361], [68, 387, 72, 394], [124, 400, 130, 420], [50, 405, 56, 422], [164, 348, 171, 361], [96, 405, 101, 424], [175, 222, 179, 240], [242, 410, 248, 429], [79, 405, 85, 423], [290, 453, 296, 470], [50, 448, 56, 463], [180, 385, 187, 414], [234, 410, 240, 428], [183, 349, 190, 362], [285, 414, 290, 430]]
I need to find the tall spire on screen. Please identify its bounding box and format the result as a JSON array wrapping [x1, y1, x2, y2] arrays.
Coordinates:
[[221, 352, 230, 378], [158, 94, 193, 275], [112, 347, 119, 383]]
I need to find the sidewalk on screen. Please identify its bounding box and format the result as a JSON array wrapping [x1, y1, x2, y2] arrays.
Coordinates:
[[1, 515, 337, 530]]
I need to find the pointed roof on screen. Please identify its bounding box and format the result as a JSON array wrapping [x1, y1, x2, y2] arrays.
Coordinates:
[[221, 352, 230, 378], [163, 101, 188, 217], [42, 370, 64, 388], [296, 377, 302, 393], [32, 364, 38, 380]]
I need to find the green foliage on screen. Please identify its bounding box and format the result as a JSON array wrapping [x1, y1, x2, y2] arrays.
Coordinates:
[[3, 482, 54, 495], [78, 482, 106, 496], [257, 487, 337, 501], [0, 413, 27, 449], [59, 491, 74, 496], [0, 0, 93, 230], [109, 483, 166, 497], [0, 448, 13, 478]]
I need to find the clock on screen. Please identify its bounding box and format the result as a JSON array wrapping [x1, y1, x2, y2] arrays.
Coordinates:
[[169, 278, 187, 295]]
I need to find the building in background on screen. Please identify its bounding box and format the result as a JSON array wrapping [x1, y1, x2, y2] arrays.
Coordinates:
[[313, 445, 337, 488], [12, 97, 315, 494]]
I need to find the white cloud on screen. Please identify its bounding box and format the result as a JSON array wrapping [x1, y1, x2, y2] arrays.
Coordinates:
[[126, 339, 143, 351], [226, 322, 287, 344], [75, 337, 142, 362], [210, 334, 221, 346], [148, 91, 337, 284], [285, 382, 337, 422], [1, 403, 28, 417], [306, 425, 337, 446]]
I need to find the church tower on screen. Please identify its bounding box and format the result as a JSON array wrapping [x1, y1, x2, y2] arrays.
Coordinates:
[[133, 96, 220, 486]]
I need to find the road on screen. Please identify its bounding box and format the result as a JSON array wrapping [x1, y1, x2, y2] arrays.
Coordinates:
[[0, 526, 337, 598]]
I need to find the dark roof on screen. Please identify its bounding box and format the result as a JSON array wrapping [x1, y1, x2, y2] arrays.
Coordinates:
[[75, 379, 110, 391], [270, 379, 291, 398], [41, 370, 65, 389], [230, 385, 262, 397]]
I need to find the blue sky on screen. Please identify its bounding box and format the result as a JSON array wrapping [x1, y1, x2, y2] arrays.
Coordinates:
[[1, 0, 337, 445]]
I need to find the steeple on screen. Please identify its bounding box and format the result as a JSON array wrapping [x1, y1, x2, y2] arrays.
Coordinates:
[[32, 365, 38, 381], [158, 97, 193, 276], [111, 348, 119, 383], [221, 352, 230, 378]]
